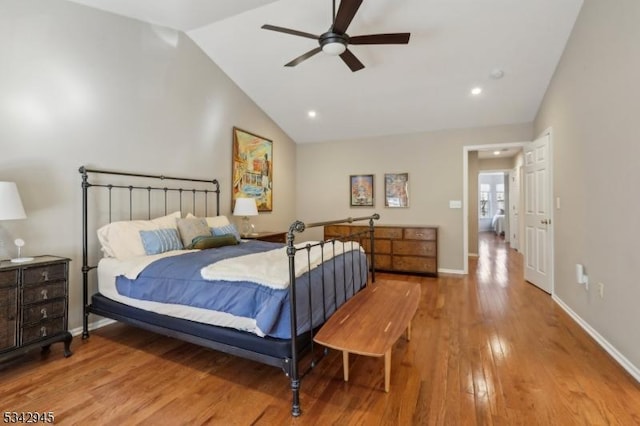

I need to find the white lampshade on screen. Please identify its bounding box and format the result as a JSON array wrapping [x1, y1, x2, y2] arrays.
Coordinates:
[[233, 198, 258, 217], [0, 182, 27, 220]]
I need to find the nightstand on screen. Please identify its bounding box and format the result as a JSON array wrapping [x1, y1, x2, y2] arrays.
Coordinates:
[[243, 231, 287, 244], [0, 256, 73, 362]]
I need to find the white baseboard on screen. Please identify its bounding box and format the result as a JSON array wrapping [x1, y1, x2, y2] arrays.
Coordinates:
[[438, 268, 465, 275], [553, 294, 640, 383], [69, 318, 116, 337]]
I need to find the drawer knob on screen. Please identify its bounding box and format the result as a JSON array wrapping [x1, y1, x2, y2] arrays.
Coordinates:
[[40, 326, 48, 337], [41, 270, 49, 281], [41, 289, 49, 300], [41, 307, 48, 319]]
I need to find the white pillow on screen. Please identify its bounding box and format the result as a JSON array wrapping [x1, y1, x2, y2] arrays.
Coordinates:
[[97, 211, 181, 259], [186, 213, 230, 228]]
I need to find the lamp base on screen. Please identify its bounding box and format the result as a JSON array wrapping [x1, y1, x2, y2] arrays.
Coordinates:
[[11, 256, 34, 263]]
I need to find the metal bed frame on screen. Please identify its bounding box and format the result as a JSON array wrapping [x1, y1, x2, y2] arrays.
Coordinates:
[[79, 166, 378, 416]]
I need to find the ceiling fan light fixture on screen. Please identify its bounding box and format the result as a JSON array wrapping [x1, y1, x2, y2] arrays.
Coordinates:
[[322, 40, 347, 56]]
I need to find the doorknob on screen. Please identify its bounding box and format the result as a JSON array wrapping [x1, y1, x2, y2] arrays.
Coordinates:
[[540, 219, 551, 225]]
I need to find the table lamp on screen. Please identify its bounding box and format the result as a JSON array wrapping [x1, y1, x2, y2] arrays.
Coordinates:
[[0, 182, 34, 263], [233, 197, 258, 237]]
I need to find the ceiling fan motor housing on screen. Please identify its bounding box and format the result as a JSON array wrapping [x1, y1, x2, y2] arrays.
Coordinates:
[[320, 32, 349, 55]]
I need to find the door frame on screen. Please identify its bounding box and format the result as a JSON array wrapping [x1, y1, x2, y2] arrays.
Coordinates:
[[462, 140, 529, 274]]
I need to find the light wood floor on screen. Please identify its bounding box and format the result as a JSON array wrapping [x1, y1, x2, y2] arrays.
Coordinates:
[[2, 233, 639, 425]]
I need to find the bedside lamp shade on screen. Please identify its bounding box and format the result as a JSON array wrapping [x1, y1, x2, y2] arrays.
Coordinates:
[[233, 197, 258, 237], [0, 182, 27, 220], [0, 182, 33, 263]]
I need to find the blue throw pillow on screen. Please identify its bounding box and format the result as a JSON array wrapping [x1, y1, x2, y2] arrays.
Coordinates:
[[212, 224, 241, 242], [139, 228, 184, 255]]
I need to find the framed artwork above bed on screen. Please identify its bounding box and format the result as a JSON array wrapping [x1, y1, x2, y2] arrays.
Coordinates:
[[232, 127, 273, 212]]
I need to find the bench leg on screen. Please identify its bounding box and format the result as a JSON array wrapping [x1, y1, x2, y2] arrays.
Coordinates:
[[384, 349, 391, 392], [343, 351, 349, 382]]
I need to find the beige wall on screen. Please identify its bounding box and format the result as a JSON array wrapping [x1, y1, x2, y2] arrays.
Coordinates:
[[535, 0, 640, 372], [296, 123, 532, 272], [478, 156, 515, 171], [0, 0, 297, 330]]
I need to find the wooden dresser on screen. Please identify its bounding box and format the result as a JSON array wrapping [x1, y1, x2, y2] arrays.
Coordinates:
[[0, 256, 73, 362], [324, 224, 438, 277]]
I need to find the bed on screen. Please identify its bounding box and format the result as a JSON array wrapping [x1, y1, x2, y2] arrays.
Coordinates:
[[79, 166, 378, 416], [492, 210, 505, 235]]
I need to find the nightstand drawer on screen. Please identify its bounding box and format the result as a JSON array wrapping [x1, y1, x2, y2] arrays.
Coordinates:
[[0, 287, 17, 307], [21, 317, 65, 345], [23, 263, 66, 285], [22, 300, 65, 325], [22, 281, 66, 304], [0, 270, 18, 287], [0, 301, 18, 352]]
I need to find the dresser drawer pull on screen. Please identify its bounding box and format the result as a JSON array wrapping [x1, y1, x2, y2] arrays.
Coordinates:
[[40, 326, 48, 337], [41, 308, 48, 319], [415, 233, 424, 237], [41, 270, 49, 281], [41, 289, 48, 300]]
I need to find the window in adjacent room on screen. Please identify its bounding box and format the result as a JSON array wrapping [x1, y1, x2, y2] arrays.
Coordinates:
[[496, 183, 505, 213], [480, 184, 491, 218]]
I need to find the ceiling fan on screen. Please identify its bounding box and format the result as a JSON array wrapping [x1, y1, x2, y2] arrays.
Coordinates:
[[261, 0, 410, 72]]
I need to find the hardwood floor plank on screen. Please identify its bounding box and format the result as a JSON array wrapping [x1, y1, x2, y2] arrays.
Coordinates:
[[1, 232, 639, 424]]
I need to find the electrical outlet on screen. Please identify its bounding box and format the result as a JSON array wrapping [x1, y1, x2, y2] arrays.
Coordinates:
[[598, 282, 604, 299]]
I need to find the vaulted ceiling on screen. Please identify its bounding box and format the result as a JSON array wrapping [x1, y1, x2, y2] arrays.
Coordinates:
[[66, 0, 584, 143]]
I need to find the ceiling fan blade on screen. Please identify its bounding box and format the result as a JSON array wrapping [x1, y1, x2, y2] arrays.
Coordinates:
[[350, 33, 411, 45], [333, 0, 363, 34], [339, 49, 365, 72], [285, 47, 323, 67], [261, 24, 319, 40]]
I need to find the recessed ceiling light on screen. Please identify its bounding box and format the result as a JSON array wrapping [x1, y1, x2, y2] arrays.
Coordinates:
[[471, 87, 482, 96], [493, 151, 500, 156], [490, 68, 505, 79], [307, 110, 317, 118]]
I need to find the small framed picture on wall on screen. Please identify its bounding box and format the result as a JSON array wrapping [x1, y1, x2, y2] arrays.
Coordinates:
[[350, 174, 374, 207], [384, 172, 409, 207]]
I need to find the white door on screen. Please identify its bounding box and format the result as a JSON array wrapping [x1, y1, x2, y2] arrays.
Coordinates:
[[508, 168, 519, 250], [523, 134, 553, 293]]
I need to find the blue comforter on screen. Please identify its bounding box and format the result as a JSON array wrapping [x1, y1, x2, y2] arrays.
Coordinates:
[[116, 241, 368, 338]]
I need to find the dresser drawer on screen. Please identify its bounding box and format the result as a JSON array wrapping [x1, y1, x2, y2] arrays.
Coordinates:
[[21, 317, 65, 345], [0, 287, 17, 307], [0, 270, 18, 287], [404, 227, 436, 241], [23, 263, 66, 286], [372, 254, 392, 270], [393, 256, 437, 273], [393, 240, 437, 257], [0, 299, 18, 352], [374, 227, 403, 239], [324, 225, 353, 238], [22, 281, 66, 304], [360, 238, 391, 254], [22, 300, 66, 325]]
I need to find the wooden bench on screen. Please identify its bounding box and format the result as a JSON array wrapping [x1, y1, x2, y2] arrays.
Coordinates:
[[314, 280, 420, 392]]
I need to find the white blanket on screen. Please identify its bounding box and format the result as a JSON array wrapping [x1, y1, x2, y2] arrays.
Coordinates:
[[201, 241, 364, 289]]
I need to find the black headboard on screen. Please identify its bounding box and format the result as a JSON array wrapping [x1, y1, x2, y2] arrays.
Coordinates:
[[78, 166, 220, 333]]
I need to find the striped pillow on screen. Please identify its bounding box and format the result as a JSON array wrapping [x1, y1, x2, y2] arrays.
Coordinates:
[[212, 223, 242, 242], [139, 228, 184, 255]]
